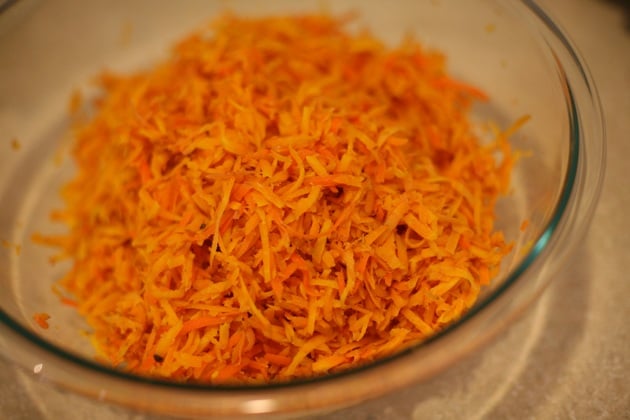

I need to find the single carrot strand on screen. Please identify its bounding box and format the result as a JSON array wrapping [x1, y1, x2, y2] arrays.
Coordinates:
[[179, 316, 229, 335], [33, 313, 50, 329]]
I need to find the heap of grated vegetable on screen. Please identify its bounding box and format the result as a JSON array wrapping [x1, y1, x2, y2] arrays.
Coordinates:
[[44, 14, 517, 383]]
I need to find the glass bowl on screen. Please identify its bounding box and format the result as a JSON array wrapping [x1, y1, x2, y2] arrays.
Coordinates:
[[0, 0, 605, 417]]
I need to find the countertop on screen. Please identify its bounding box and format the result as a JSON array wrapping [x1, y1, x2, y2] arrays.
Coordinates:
[[1, 0, 629, 418]]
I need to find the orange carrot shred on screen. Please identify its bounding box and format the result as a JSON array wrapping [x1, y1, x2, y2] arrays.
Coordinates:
[[60, 297, 79, 307], [520, 219, 530, 232], [39, 13, 519, 383], [179, 316, 228, 335], [33, 313, 50, 329]]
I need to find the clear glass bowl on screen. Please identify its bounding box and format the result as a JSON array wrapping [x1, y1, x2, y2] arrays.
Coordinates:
[[0, 0, 605, 417]]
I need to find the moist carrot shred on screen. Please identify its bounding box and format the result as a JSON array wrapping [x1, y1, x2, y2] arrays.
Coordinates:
[[40, 13, 519, 383], [60, 296, 79, 307], [520, 219, 530, 232], [33, 313, 51, 329]]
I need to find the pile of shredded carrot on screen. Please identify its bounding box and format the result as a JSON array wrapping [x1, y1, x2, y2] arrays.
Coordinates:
[[42, 14, 518, 383]]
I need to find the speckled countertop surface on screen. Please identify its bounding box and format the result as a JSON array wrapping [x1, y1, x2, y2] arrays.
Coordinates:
[[1, 0, 629, 418]]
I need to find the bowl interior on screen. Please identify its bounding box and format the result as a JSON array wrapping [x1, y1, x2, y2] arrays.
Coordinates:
[[0, 0, 573, 408]]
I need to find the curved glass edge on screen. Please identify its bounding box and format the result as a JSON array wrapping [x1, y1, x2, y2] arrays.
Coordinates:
[[0, 0, 20, 14], [0, 0, 607, 402]]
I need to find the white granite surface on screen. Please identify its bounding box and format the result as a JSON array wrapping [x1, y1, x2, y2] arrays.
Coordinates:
[[0, 0, 628, 418]]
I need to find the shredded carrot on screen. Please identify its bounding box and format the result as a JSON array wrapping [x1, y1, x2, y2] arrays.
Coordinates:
[[41, 13, 518, 383], [60, 296, 79, 307], [33, 313, 50, 329], [520, 219, 530, 232]]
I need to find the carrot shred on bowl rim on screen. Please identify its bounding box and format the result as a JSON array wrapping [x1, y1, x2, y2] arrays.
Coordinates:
[[37, 13, 523, 383]]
